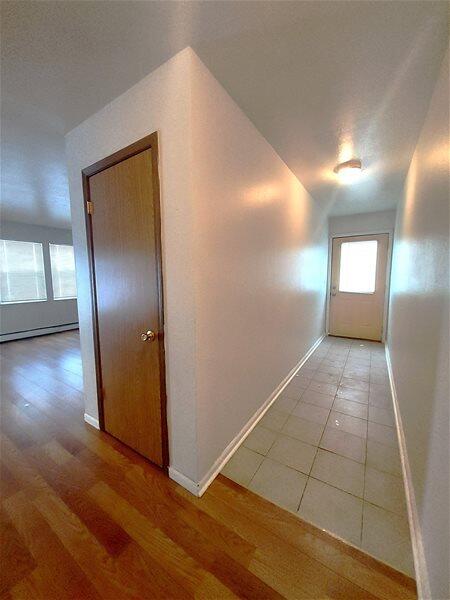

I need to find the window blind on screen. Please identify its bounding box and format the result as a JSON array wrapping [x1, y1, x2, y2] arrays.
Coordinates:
[[0, 239, 47, 303], [49, 244, 77, 300]]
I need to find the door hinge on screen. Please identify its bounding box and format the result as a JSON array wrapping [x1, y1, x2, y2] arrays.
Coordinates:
[[87, 200, 94, 215]]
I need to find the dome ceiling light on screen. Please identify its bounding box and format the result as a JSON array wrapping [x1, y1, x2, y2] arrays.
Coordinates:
[[334, 159, 362, 184]]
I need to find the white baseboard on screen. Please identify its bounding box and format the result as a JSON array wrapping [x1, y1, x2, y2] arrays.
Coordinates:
[[168, 467, 200, 496], [0, 323, 79, 342], [169, 334, 325, 497], [385, 346, 430, 599], [84, 413, 100, 430]]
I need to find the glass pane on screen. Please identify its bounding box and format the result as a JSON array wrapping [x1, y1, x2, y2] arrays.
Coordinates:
[[0, 239, 47, 303], [49, 244, 77, 299], [338, 240, 378, 293]]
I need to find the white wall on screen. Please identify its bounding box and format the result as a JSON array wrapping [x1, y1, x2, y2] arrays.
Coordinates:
[[0, 220, 78, 340], [66, 47, 329, 490], [328, 210, 396, 237], [66, 48, 197, 481], [388, 52, 449, 599], [190, 54, 328, 481]]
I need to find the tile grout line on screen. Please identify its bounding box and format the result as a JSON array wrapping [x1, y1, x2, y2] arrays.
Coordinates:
[[246, 368, 320, 502], [295, 342, 332, 511], [245, 398, 299, 487], [339, 338, 364, 542], [233, 448, 409, 515], [296, 339, 350, 512], [238, 339, 410, 558], [359, 345, 375, 545], [241, 337, 413, 574]]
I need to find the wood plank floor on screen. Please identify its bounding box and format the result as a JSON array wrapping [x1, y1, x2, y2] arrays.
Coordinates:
[[0, 331, 417, 599]]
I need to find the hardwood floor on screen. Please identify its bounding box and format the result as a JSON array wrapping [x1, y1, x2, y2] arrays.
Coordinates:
[[0, 331, 417, 599]]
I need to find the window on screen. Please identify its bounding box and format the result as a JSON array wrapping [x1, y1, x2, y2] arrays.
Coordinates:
[[339, 240, 378, 293], [0, 239, 47, 304], [49, 244, 77, 300]]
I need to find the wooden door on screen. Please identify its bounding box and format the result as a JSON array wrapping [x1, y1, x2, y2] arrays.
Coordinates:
[[83, 134, 168, 467], [329, 234, 389, 341]]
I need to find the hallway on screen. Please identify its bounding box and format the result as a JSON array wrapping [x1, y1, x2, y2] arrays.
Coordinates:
[[1, 2, 448, 596], [222, 336, 413, 575], [0, 332, 417, 598]]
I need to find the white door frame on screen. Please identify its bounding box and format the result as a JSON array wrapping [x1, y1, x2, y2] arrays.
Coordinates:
[[325, 229, 394, 343]]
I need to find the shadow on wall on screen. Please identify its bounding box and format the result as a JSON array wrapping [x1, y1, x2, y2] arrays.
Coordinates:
[[390, 293, 445, 486]]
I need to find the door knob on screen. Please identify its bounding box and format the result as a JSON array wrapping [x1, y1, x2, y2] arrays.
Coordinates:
[[140, 330, 156, 342], [331, 286, 337, 297]]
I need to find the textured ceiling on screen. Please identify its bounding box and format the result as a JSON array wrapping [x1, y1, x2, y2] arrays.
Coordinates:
[[1, 0, 448, 228]]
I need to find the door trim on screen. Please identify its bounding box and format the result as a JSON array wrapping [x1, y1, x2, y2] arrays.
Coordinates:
[[81, 132, 169, 469], [325, 230, 393, 343]]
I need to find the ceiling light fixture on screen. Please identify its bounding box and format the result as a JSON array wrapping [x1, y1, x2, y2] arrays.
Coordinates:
[[334, 158, 362, 184]]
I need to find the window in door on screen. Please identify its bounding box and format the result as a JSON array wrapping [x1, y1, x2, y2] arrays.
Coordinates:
[[339, 240, 378, 293], [0, 239, 47, 304], [49, 244, 77, 300]]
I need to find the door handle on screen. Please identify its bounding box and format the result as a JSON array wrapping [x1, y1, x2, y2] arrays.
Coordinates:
[[331, 286, 337, 297], [140, 330, 156, 342]]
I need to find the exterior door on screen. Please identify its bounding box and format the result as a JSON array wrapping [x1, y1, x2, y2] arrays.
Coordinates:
[[329, 234, 389, 341], [83, 134, 168, 467]]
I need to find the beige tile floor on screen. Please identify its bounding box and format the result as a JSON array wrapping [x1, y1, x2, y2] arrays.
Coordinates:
[[221, 336, 415, 577]]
